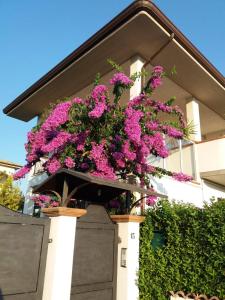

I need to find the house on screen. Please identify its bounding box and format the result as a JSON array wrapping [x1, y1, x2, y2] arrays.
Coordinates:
[[0, 160, 21, 176], [3, 0, 225, 213]]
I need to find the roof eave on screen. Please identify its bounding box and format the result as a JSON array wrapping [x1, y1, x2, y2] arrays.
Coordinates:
[[3, 0, 225, 116]]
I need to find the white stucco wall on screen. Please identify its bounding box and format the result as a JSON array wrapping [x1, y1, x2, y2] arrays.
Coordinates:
[[197, 138, 225, 173], [151, 176, 225, 207], [0, 165, 17, 175], [115, 220, 141, 300], [43, 215, 77, 300]]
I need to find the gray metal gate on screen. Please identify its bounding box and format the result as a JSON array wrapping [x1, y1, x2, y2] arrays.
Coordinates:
[[71, 204, 118, 300], [0, 205, 50, 300]]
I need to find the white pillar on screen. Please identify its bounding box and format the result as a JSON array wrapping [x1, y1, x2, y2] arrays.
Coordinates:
[[42, 207, 87, 300], [186, 99, 202, 142], [111, 215, 145, 300], [130, 55, 145, 99]]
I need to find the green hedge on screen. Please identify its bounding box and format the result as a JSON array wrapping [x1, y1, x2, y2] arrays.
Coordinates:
[[139, 198, 225, 300]]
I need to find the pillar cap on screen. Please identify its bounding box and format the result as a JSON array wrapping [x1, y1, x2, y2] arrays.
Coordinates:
[[42, 207, 87, 217], [110, 214, 145, 223]]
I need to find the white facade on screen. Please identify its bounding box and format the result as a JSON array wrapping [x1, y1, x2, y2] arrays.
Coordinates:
[[0, 160, 21, 176]]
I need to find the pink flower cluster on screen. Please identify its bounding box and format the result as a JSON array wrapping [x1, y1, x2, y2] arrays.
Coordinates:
[[41, 131, 71, 153], [153, 66, 164, 74], [149, 133, 169, 158], [65, 157, 75, 168], [146, 195, 157, 206], [172, 172, 193, 182], [124, 107, 143, 144], [42, 100, 73, 131], [163, 126, 183, 139], [14, 64, 191, 192], [149, 66, 164, 90], [46, 157, 61, 174], [88, 85, 108, 119], [110, 72, 133, 86], [13, 165, 30, 180], [90, 143, 116, 179], [31, 194, 59, 208]]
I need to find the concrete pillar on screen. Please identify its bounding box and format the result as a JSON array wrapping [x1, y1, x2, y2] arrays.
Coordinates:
[[186, 99, 202, 142], [111, 215, 145, 300], [42, 207, 87, 300], [130, 55, 145, 99]]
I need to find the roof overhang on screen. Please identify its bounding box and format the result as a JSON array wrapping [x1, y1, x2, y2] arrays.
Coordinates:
[[33, 168, 164, 205], [3, 0, 225, 121], [201, 170, 225, 187], [0, 160, 22, 170]]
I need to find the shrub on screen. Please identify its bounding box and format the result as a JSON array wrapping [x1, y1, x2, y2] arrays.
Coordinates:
[[139, 198, 225, 299], [0, 172, 24, 211]]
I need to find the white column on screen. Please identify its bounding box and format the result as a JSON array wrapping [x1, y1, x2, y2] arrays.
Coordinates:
[[186, 99, 202, 142], [130, 55, 145, 99], [42, 207, 87, 300], [111, 215, 145, 300]]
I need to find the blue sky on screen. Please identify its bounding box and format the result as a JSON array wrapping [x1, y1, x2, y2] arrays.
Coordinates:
[[1, 0, 225, 167]]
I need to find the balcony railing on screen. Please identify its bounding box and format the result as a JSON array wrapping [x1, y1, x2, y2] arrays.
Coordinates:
[[149, 138, 197, 180]]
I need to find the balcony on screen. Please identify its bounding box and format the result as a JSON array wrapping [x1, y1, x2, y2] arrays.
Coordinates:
[[149, 136, 225, 187], [197, 137, 225, 186], [149, 139, 197, 180]]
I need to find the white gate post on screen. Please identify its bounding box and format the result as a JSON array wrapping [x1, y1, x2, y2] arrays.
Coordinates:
[[42, 207, 87, 300], [111, 215, 145, 300]]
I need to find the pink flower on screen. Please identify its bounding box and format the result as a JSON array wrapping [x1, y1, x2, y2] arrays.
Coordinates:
[[90, 143, 116, 179], [71, 97, 83, 104], [122, 141, 136, 161], [135, 163, 142, 174], [65, 157, 75, 169], [51, 201, 60, 207], [155, 102, 172, 113], [110, 72, 133, 86], [163, 125, 183, 139], [124, 107, 143, 144], [150, 77, 162, 89], [89, 85, 108, 118], [153, 66, 164, 74], [91, 85, 108, 101], [90, 143, 104, 161], [146, 195, 157, 206], [39, 195, 51, 202], [13, 165, 31, 180], [42, 100, 73, 131], [88, 102, 107, 118], [146, 121, 159, 131], [31, 194, 60, 208], [46, 157, 61, 174], [112, 152, 125, 168], [149, 133, 169, 158], [172, 172, 193, 182], [41, 131, 71, 153], [136, 141, 150, 164]]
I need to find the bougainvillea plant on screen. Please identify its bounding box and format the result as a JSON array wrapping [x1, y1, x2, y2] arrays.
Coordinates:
[[31, 194, 60, 208], [14, 63, 192, 207]]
